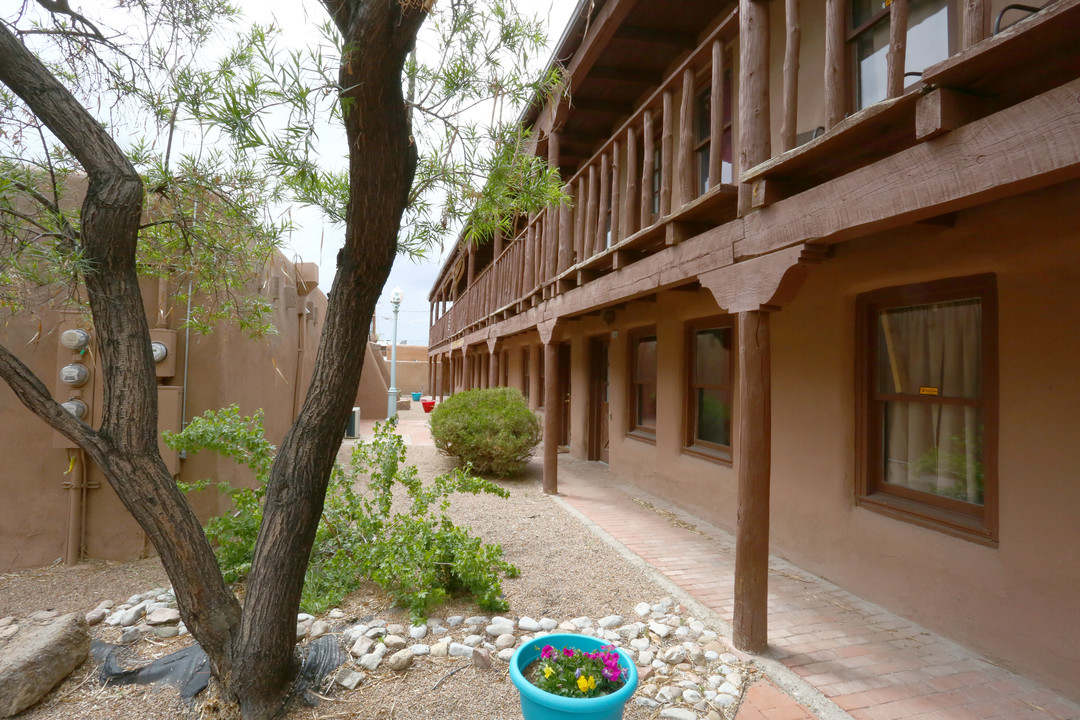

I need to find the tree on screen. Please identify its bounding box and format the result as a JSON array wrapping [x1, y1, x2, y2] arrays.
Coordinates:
[[0, 1, 561, 718]]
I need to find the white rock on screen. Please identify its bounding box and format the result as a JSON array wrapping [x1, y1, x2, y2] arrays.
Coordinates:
[[683, 689, 703, 703], [704, 690, 717, 700], [518, 616, 541, 632], [570, 616, 593, 628], [617, 624, 642, 640], [464, 616, 488, 626], [430, 642, 449, 657], [387, 624, 405, 636], [309, 621, 329, 640], [630, 637, 651, 651], [539, 618, 558, 631], [704, 650, 719, 662], [648, 622, 672, 639], [368, 619, 387, 628], [634, 602, 652, 617], [463, 634, 483, 648], [700, 631, 718, 644], [145, 608, 181, 625], [663, 647, 688, 664], [297, 613, 314, 623], [706, 675, 723, 688], [558, 621, 577, 632], [652, 659, 668, 670], [93, 600, 113, 612], [411, 644, 430, 656], [485, 623, 514, 638], [328, 609, 346, 619], [295, 624, 307, 641], [409, 625, 428, 640], [715, 693, 737, 707], [446, 616, 464, 627], [0, 626, 17, 641], [351, 636, 375, 657], [495, 634, 517, 650], [636, 698, 661, 708], [726, 672, 742, 685], [117, 605, 146, 627], [656, 686, 683, 703], [674, 626, 691, 639], [598, 615, 623, 629], [343, 626, 368, 645], [372, 643, 388, 658], [387, 648, 413, 671], [126, 594, 144, 606], [366, 627, 386, 638], [719, 652, 738, 664], [718, 682, 738, 695], [359, 653, 382, 671], [85, 609, 106, 626], [639, 650, 655, 665], [383, 635, 407, 651], [652, 597, 674, 613], [448, 642, 473, 658], [659, 709, 697, 720], [497, 648, 515, 662], [336, 668, 363, 690]]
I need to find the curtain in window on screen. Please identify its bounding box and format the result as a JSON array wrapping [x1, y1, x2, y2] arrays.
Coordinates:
[[880, 299, 984, 505]]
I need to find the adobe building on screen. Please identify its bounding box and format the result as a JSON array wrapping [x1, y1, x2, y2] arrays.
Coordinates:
[[0, 257, 327, 570], [426, 0, 1080, 703]]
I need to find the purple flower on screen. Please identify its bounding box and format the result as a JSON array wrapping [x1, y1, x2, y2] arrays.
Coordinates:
[[575, 668, 583, 678]]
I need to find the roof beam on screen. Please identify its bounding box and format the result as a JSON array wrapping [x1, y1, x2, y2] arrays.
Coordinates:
[[613, 25, 695, 49]]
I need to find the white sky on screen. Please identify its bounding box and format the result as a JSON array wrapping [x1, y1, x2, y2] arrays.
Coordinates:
[[236, 0, 577, 345]]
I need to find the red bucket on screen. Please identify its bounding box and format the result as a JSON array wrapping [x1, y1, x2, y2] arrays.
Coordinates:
[[422, 399, 436, 413]]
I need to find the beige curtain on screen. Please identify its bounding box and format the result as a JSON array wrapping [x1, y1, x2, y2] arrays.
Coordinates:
[[881, 299, 983, 504]]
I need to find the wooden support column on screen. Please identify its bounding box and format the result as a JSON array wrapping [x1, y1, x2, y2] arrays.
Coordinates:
[[463, 350, 473, 391], [558, 189, 573, 272], [624, 125, 639, 236], [489, 348, 500, 388], [598, 152, 611, 251], [523, 218, 535, 292], [528, 342, 543, 410], [641, 110, 655, 228], [493, 228, 503, 259], [467, 241, 476, 286], [962, 0, 989, 49], [660, 89, 674, 217], [679, 68, 696, 205], [781, 0, 801, 152], [611, 140, 622, 245], [733, 310, 771, 654], [542, 341, 560, 494], [709, 39, 725, 185], [886, 0, 909, 99], [575, 177, 587, 264], [738, 0, 772, 216], [824, 0, 846, 130], [481, 353, 490, 389], [585, 163, 600, 260]]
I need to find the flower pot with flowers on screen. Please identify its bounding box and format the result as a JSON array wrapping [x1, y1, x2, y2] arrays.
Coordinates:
[[508, 633, 638, 720]]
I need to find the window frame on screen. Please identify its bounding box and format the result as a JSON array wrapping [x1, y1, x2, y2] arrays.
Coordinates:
[[855, 274, 999, 544], [684, 316, 735, 463], [846, 0, 958, 111], [628, 326, 659, 442]]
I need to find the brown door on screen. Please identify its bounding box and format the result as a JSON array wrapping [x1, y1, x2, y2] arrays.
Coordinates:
[[589, 337, 610, 463], [559, 343, 571, 447]]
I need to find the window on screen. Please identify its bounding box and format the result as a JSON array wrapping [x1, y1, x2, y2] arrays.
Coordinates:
[[850, 0, 953, 110], [685, 318, 734, 460], [856, 274, 997, 543], [629, 328, 658, 438], [522, 346, 530, 400]]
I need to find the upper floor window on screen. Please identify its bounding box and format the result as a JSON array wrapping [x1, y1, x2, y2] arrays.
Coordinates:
[[856, 274, 997, 543], [685, 318, 734, 461], [630, 328, 658, 438], [850, 0, 953, 110]]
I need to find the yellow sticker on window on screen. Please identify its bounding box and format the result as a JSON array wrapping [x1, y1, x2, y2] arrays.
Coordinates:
[[919, 386, 939, 396]]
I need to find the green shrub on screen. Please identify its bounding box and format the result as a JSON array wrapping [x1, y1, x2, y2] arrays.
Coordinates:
[[429, 387, 541, 477], [165, 407, 519, 619]]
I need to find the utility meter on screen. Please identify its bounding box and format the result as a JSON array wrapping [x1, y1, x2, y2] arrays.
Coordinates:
[[151, 341, 169, 363], [61, 398, 88, 419], [59, 363, 90, 387], [60, 329, 91, 351]]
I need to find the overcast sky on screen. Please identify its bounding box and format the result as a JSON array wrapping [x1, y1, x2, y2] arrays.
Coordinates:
[[234, 0, 577, 345]]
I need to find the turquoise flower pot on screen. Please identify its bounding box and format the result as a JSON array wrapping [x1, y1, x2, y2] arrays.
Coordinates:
[[509, 633, 639, 720], [411, 392, 422, 401]]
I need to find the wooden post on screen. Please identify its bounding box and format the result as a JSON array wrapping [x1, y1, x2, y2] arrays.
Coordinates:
[[493, 228, 503, 259], [598, 152, 611, 251], [547, 134, 561, 282], [611, 139, 622, 245], [624, 125, 639, 236], [962, 0, 989, 49], [661, 89, 674, 217], [679, 68, 696, 205], [641, 110, 655, 228], [543, 341, 560, 494], [710, 39, 725, 186], [585, 163, 599, 260], [490, 349, 500, 388], [781, 0, 801, 152], [734, 310, 771, 654], [467, 241, 476, 286], [575, 176, 587, 264], [529, 343, 542, 410], [738, 0, 772, 216], [481, 353, 490, 389], [887, 0, 909, 99], [558, 189, 573, 272], [824, 0, 845, 129]]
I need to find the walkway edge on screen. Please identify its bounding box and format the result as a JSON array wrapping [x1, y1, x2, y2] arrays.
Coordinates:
[[549, 493, 854, 720]]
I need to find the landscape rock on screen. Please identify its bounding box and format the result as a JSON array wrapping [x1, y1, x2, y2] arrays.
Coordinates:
[[539, 618, 558, 631], [495, 634, 516, 650], [120, 626, 143, 644], [308, 621, 329, 640], [411, 644, 430, 656], [518, 616, 541, 632], [430, 642, 449, 657], [27, 611, 58, 623], [660, 709, 698, 720], [448, 643, 473, 658], [0, 613, 89, 717], [409, 625, 428, 640], [84, 609, 106, 626], [497, 648, 514, 662], [386, 624, 405, 636], [359, 653, 382, 671], [151, 626, 179, 639], [446, 616, 464, 627], [145, 608, 181, 626], [598, 615, 623, 629], [471, 648, 491, 670], [0, 628, 17, 641], [462, 634, 483, 648], [383, 635, 407, 652], [634, 602, 652, 617], [350, 636, 375, 658], [656, 686, 683, 703], [335, 668, 363, 690], [387, 649, 413, 671], [328, 609, 346, 620]]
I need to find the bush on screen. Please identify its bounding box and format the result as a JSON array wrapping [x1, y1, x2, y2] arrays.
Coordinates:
[[430, 387, 541, 477], [165, 407, 519, 619]]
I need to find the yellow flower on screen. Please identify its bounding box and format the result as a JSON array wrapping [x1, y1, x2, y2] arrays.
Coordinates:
[[543, 666, 554, 679], [577, 675, 597, 693]]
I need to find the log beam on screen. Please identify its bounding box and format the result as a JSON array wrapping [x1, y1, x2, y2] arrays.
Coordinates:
[[824, 0, 846, 129], [679, 68, 696, 205], [733, 310, 772, 653], [641, 109, 656, 228], [710, 40, 726, 185], [738, 0, 772, 215], [624, 125, 640, 236], [661, 89, 674, 217], [886, 0, 910, 99], [781, 0, 801, 152], [542, 340, 561, 494]]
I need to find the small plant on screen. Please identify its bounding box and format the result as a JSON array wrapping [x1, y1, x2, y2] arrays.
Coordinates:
[[530, 643, 628, 698], [429, 387, 541, 476], [165, 407, 519, 618]]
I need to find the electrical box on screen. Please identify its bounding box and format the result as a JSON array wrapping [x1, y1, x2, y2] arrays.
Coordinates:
[[344, 407, 361, 439], [54, 322, 94, 449], [149, 328, 177, 378], [157, 385, 183, 475]]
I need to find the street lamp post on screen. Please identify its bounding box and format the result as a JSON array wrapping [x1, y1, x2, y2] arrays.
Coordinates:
[[387, 287, 404, 421]]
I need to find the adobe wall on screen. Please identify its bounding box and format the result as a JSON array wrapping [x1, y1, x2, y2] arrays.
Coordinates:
[[0, 254, 326, 570], [581, 180, 1080, 699]]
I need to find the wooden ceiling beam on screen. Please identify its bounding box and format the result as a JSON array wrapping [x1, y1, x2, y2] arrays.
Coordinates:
[[588, 65, 656, 88], [567, 96, 635, 116], [613, 25, 695, 49]]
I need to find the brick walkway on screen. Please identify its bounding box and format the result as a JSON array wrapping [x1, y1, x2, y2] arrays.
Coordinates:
[[362, 407, 1080, 720]]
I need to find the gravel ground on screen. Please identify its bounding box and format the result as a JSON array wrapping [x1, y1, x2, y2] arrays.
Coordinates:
[[0, 431, 748, 720]]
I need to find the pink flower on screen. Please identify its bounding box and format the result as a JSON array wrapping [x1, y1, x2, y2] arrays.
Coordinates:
[[541, 645, 554, 659], [563, 647, 575, 658]]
